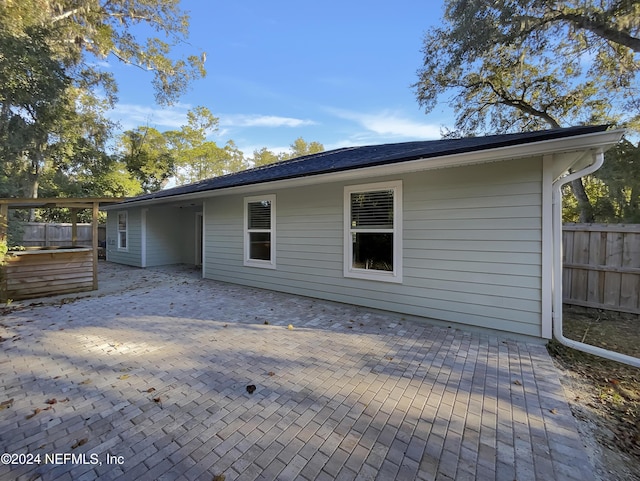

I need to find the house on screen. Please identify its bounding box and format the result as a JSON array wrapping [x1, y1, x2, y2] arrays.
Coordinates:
[[103, 125, 624, 339]]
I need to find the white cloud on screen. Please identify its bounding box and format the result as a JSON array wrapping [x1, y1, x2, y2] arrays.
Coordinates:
[[109, 103, 192, 130], [110, 105, 316, 133], [233, 143, 291, 160], [326, 107, 442, 140], [221, 114, 316, 128]]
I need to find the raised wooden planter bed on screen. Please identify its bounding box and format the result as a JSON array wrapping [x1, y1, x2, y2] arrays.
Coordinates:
[[0, 247, 95, 302]]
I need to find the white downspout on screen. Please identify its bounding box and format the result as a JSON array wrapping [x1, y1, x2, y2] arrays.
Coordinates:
[[552, 150, 640, 368]]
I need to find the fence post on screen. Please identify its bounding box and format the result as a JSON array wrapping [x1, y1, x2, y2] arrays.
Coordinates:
[[92, 202, 99, 289], [71, 209, 78, 247]]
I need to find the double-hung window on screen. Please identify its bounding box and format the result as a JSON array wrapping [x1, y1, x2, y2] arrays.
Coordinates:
[[117, 211, 128, 250], [244, 195, 276, 268], [344, 181, 402, 282]]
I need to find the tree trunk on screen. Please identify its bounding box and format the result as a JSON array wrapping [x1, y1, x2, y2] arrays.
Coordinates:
[[571, 178, 594, 223], [25, 149, 43, 222]]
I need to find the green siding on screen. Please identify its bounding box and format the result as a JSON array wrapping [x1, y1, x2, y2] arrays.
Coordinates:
[[106, 208, 142, 267], [106, 205, 202, 267], [203, 157, 544, 337]]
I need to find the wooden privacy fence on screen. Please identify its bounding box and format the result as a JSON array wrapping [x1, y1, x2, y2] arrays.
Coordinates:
[[563, 223, 640, 314], [20, 222, 105, 247]]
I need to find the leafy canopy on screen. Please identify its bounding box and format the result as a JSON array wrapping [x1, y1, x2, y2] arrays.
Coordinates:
[[0, 0, 206, 210], [414, 0, 640, 222], [414, 0, 640, 135], [0, 0, 206, 106], [117, 107, 325, 188]]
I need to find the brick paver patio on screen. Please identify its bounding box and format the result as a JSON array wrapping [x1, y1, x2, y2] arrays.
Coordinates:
[[1, 263, 594, 480]]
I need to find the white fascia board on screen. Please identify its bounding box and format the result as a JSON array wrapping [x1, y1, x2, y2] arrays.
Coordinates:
[[104, 129, 625, 210]]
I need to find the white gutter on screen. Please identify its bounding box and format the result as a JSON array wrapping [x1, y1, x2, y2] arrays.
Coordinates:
[[552, 150, 640, 368]]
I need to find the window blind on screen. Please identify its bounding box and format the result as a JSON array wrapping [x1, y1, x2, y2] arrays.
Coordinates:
[[248, 201, 271, 229], [350, 190, 393, 229]]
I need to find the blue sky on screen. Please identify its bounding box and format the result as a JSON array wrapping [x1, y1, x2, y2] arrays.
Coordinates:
[[106, 1, 452, 156]]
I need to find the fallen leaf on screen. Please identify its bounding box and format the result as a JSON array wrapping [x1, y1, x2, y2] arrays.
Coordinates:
[[0, 398, 14, 411], [118, 374, 130, 380], [71, 438, 87, 449], [263, 321, 269, 325], [145, 387, 156, 393], [246, 385, 256, 394], [267, 372, 275, 377], [513, 380, 522, 386], [287, 324, 294, 330], [26, 408, 41, 419], [45, 399, 57, 405], [549, 408, 558, 414], [213, 474, 226, 481], [79, 379, 91, 385], [153, 397, 161, 403]]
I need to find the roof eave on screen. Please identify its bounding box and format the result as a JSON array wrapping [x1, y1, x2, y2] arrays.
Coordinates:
[[103, 128, 625, 210]]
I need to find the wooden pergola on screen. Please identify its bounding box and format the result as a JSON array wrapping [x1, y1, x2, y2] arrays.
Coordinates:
[[0, 197, 125, 293]]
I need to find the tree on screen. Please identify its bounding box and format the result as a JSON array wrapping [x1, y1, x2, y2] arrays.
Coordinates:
[[0, 25, 71, 202], [175, 141, 247, 185], [121, 108, 249, 186], [0, 0, 206, 202], [252, 147, 280, 168], [282, 137, 325, 160], [259, 138, 325, 165], [0, 0, 206, 106], [249, 138, 325, 168], [164, 107, 239, 185], [593, 139, 640, 222], [414, 0, 640, 222], [222, 140, 248, 175], [417, 1, 640, 129], [121, 127, 175, 192]]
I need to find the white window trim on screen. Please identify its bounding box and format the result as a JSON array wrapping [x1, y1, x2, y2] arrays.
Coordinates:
[[344, 180, 403, 283], [117, 211, 128, 251], [244, 194, 276, 269]]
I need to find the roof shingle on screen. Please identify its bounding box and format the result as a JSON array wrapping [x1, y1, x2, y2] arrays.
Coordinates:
[[120, 125, 609, 205]]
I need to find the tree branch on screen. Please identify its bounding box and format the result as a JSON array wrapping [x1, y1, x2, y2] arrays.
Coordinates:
[[469, 78, 562, 129], [521, 9, 640, 52], [558, 11, 640, 52], [109, 49, 155, 71]]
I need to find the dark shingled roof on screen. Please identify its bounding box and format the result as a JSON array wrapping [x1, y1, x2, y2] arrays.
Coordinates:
[[121, 125, 608, 205]]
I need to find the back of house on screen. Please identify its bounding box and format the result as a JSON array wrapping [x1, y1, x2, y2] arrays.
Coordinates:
[[104, 126, 624, 339]]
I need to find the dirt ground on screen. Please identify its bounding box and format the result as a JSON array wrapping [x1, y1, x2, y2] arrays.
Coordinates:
[[549, 306, 640, 481]]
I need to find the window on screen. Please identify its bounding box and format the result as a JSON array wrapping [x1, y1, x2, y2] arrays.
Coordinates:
[[117, 211, 128, 250], [344, 181, 402, 282], [244, 195, 276, 268]]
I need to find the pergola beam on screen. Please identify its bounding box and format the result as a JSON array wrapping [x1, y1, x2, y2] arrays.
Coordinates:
[[0, 197, 124, 209]]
